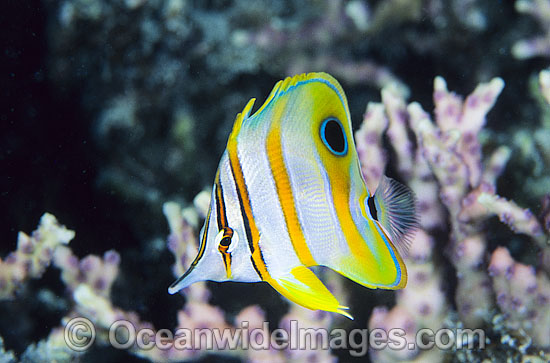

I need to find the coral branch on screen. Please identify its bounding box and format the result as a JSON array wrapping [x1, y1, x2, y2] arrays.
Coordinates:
[[0, 213, 74, 300]]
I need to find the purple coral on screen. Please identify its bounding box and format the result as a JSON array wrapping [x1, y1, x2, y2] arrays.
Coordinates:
[[358, 70, 550, 361], [0, 213, 74, 300], [512, 0, 550, 59], [489, 247, 550, 347]]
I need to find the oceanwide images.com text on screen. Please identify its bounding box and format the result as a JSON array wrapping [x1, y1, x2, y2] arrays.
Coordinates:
[[64, 317, 485, 357]]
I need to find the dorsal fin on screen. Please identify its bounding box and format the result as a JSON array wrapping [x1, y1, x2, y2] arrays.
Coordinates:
[[229, 73, 338, 145], [253, 72, 347, 117], [373, 176, 418, 256], [229, 98, 256, 140], [228, 74, 317, 139]]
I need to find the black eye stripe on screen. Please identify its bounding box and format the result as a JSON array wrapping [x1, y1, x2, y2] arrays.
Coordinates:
[[320, 118, 348, 156]]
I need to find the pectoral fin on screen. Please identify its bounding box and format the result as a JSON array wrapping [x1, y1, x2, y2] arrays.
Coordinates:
[[268, 266, 353, 320]]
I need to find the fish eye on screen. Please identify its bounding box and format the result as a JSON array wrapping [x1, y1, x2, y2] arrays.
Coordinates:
[[227, 230, 239, 253], [215, 227, 238, 252], [320, 118, 347, 156], [220, 236, 231, 247]]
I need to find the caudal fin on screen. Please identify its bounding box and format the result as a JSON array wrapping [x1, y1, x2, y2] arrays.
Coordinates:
[[373, 175, 418, 256]]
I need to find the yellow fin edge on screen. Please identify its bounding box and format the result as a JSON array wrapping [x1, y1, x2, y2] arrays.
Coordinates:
[[254, 72, 342, 116], [229, 98, 256, 140], [229, 73, 326, 138], [268, 266, 354, 320]]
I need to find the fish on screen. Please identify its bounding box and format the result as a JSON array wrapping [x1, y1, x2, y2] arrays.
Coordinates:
[[168, 72, 417, 319]]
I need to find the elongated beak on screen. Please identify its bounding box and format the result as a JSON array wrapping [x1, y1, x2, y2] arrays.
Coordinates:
[[168, 265, 197, 294], [168, 257, 209, 294], [167, 248, 223, 294]]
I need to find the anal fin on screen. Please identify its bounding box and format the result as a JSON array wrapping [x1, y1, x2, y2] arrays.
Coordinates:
[[269, 266, 353, 320]]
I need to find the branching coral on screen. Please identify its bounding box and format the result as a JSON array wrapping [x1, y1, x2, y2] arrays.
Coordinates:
[[163, 198, 339, 362], [0, 201, 341, 361], [0, 213, 74, 300], [488, 247, 550, 348], [3, 70, 550, 361], [4, 0, 550, 361], [3, 69, 550, 361], [3, 20, 550, 354], [512, 0, 550, 59], [357, 70, 550, 362]]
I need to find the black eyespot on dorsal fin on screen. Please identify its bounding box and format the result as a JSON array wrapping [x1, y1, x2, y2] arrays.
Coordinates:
[[320, 118, 348, 156]]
